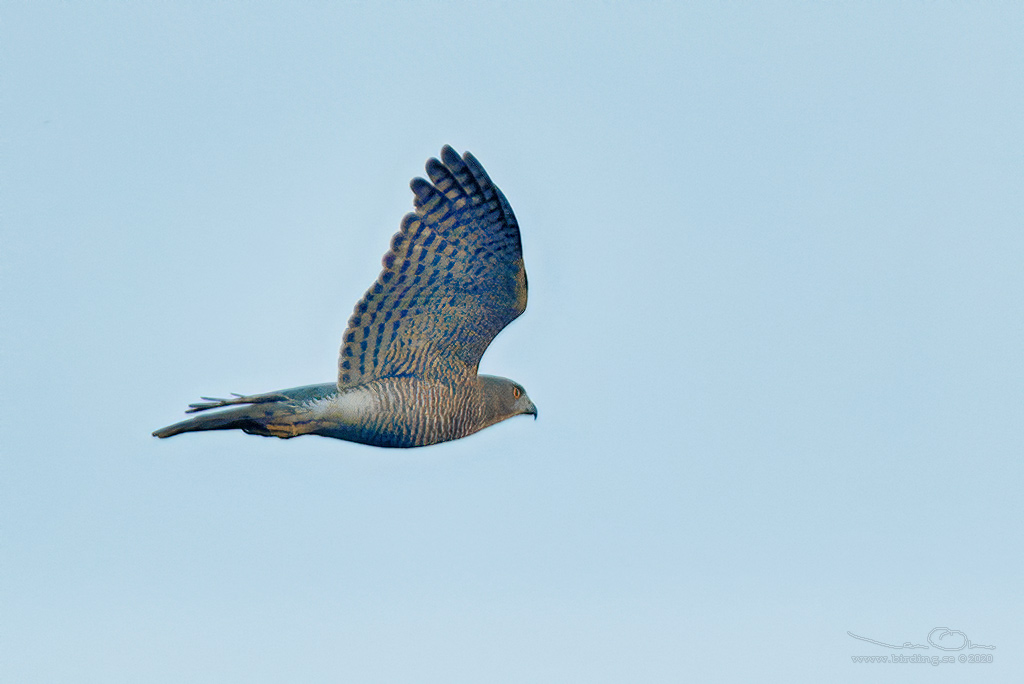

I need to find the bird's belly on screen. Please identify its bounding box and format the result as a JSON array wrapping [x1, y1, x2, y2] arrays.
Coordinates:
[[311, 380, 481, 448]]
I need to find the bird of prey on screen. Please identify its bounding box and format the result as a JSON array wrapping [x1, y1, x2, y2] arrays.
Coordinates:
[[153, 145, 536, 448]]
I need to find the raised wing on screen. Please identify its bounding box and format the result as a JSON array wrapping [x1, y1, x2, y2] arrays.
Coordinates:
[[337, 146, 528, 389]]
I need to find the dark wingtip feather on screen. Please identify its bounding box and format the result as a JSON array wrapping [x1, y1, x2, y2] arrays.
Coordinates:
[[410, 177, 432, 200], [440, 145, 461, 167]]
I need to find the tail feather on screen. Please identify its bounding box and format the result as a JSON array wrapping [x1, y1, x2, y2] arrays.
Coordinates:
[[152, 403, 271, 438], [185, 391, 291, 414], [152, 383, 338, 440]]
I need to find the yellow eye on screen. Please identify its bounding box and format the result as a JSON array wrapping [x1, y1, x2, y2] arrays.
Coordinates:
[[512, 386, 521, 399]]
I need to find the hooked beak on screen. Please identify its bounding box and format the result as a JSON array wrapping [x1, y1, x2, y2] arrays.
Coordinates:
[[525, 398, 538, 420]]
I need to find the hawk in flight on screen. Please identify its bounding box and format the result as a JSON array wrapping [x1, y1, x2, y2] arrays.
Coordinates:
[[153, 146, 536, 448]]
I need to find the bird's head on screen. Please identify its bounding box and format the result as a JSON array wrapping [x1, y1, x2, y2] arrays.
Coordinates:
[[479, 375, 537, 426]]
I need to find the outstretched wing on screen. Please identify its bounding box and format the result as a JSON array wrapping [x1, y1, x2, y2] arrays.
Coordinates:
[[337, 146, 528, 389]]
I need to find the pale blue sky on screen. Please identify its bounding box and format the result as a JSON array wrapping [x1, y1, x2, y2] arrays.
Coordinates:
[[3, 3, 1022, 682]]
